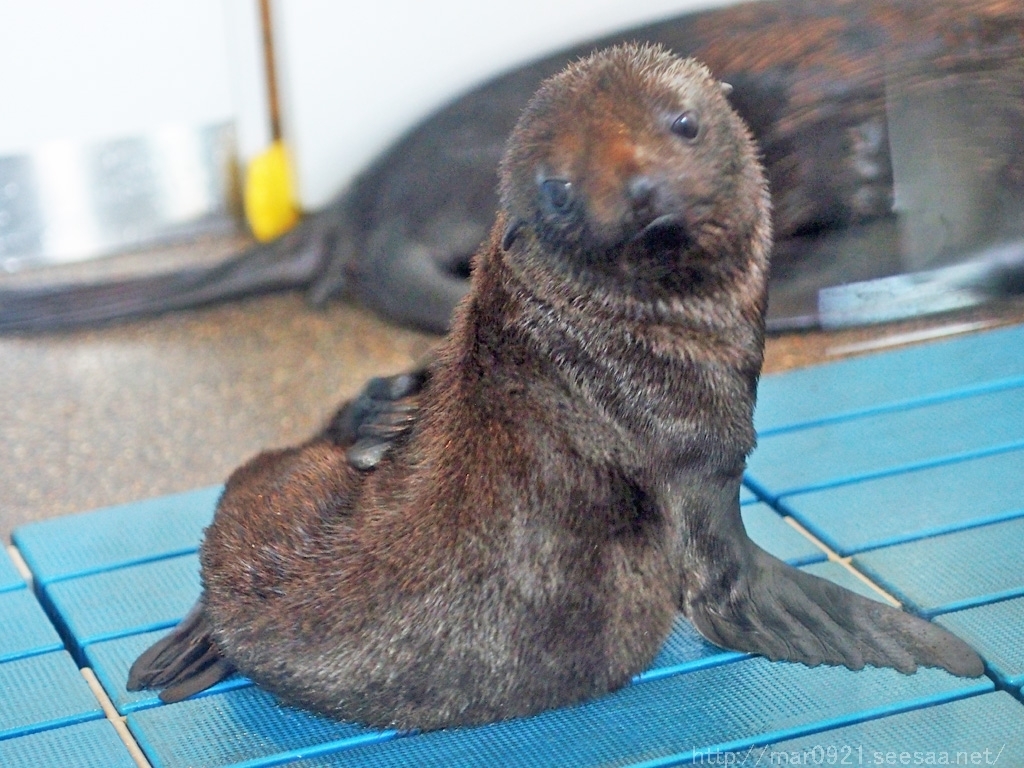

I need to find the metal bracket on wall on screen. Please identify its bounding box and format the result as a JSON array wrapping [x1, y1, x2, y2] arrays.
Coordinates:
[[0, 122, 241, 272]]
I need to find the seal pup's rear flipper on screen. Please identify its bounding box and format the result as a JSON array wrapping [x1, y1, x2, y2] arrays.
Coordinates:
[[127, 600, 236, 703], [322, 367, 429, 469]]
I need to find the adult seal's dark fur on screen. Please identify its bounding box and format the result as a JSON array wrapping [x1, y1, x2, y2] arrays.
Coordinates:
[[128, 44, 983, 730]]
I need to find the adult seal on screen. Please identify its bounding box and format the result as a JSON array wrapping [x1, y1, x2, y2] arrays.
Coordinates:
[[128, 44, 983, 730], [5, 0, 1023, 336]]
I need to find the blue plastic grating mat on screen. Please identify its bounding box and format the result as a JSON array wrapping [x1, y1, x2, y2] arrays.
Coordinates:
[[125, 686, 392, 768], [746, 384, 1024, 498], [779, 446, 1024, 555], [12, 486, 220, 585], [740, 503, 826, 566], [41, 552, 202, 656], [0, 588, 63, 663], [0, 718, 137, 768], [4, 325, 1024, 766], [266, 663, 989, 768], [765, 691, 1024, 765], [937, 597, 1024, 690], [0, 651, 103, 740], [637, 617, 746, 683], [0, 547, 25, 593], [853, 516, 1024, 617], [753, 324, 1024, 435]]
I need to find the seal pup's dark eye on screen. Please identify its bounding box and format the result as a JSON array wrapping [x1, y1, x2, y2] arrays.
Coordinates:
[[671, 111, 701, 141], [540, 179, 574, 213]]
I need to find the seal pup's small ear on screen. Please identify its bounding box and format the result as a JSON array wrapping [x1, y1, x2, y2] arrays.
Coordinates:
[[720, 82, 733, 97], [502, 219, 524, 250]]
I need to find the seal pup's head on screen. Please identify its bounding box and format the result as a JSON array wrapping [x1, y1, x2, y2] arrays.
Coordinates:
[[498, 43, 770, 308]]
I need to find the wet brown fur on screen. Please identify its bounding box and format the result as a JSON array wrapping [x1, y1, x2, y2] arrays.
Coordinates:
[[132, 43, 982, 731], [200, 47, 771, 729]]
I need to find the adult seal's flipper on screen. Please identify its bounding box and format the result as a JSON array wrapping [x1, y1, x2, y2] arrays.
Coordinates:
[[126, 600, 236, 703], [675, 474, 984, 678], [0, 207, 350, 333], [350, 226, 472, 334]]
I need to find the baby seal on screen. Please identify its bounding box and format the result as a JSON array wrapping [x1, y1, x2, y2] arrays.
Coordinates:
[[129, 44, 982, 730]]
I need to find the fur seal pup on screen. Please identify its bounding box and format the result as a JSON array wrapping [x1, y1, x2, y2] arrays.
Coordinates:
[[128, 44, 982, 730]]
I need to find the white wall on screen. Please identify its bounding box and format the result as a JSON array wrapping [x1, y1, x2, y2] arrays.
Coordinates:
[[0, 1, 236, 153], [0, 1, 250, 265], [0, 0, 743, 231]]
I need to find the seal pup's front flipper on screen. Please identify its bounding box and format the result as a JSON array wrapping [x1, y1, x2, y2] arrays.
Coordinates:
[[674, 475, 984, 678], [126, 600, 236, 703]]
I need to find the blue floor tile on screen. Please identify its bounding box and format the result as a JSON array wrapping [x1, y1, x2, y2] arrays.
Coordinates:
[[937, 597, 1024, 690], [800, 560, 894, 604], [6, 325, 1021, 767], [742, 503, 826, 565], [42, 553, 201, 652], [85, 629, 251, 714], [126, 686, 391, 768], [765, 691, 1024, 764], [273, 660, 990, 768], [780, 448, 1024, 554], [0, 588, 63, 663], [854, 517, 1024, 617], [0, 548, 25, 593], [747, 385, 1024, 498], [754, 324, 1024, 435], [0, 651, 103, 740], [638, 617, 745, 683], [0, 718, 136, 768], [12, 486, 219, 584]]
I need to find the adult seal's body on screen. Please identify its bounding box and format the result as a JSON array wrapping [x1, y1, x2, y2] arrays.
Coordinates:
[[5, 0, 1023, 334], [128, 44, 982, 730]]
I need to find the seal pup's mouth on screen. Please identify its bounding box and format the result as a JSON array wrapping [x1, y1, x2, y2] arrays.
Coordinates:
[[632, 214, 690, 252]]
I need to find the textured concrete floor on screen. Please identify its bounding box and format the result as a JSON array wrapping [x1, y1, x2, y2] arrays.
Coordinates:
[[2, 235, 1023, 542], [0, 237, 437, 541]]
